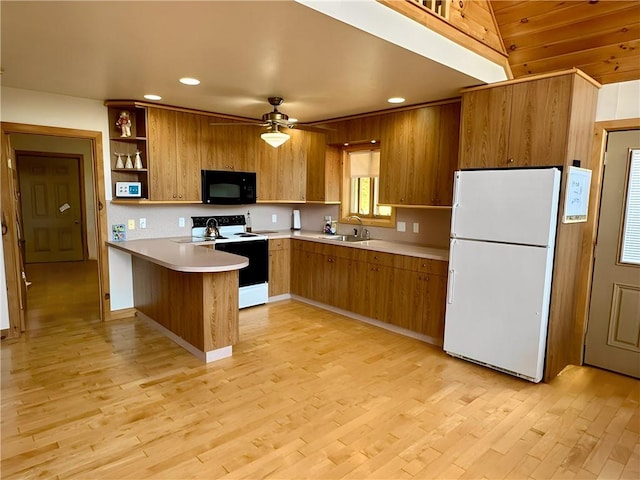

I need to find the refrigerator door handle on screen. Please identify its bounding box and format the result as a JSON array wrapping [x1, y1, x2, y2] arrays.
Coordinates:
[[451, 172, 461, 237], [447, 268, 455, 304], [447, 238, 456, 304]]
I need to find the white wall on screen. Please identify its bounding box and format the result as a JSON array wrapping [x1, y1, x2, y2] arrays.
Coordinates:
[[596, 80, 640, 121]]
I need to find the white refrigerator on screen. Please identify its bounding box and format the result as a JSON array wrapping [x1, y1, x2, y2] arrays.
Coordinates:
[[443, 168, 562, 383]]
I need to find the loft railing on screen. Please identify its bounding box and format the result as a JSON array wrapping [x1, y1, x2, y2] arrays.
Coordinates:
[[410, 0, 450, 19]]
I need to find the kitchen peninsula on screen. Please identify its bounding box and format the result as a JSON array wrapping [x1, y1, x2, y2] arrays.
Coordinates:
[[107, 239, 248, 362]]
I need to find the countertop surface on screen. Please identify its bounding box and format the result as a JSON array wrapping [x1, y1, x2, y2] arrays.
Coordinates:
[[107, 238, 249, 273], [254, 230, 449, 261]]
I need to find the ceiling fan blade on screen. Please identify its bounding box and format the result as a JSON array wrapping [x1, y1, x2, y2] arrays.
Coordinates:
[[209, 121, 266, 127], [287, 123, 336, 133]]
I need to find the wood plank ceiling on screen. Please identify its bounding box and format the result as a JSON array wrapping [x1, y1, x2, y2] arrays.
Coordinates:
[[490, 0, 640, 84]]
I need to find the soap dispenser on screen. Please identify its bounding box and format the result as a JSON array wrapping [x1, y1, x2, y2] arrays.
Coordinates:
[[246, 210, 252, 232]]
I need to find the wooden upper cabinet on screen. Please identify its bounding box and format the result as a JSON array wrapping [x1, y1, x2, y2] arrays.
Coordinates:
[[147, 108, 178, 201], [147, 108, 201, 201], [257, 128, 307, 202], [321, 115, 381, 145], [306, 134, 339, 204], [379, 102, 460, 206], [175, 111, 201, 201], [435, 102, 461, 206], [201, 116, 256, 173], [459, 73, 579, 169], [508, 76, 572, 167]]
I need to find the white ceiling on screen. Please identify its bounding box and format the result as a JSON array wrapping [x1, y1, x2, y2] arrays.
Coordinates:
[[1, 1, 504, 123]]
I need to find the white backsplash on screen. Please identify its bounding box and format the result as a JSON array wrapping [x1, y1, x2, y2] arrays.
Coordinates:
[[298, 204, 451, 248], [108, 203, 451, 248], [108, 204, 300, 241]]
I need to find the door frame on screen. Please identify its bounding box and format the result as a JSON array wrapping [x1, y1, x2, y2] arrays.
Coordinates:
[[16, 150, 89, 262], [1, 123, 110, 338], [576, 117, 640, 363]]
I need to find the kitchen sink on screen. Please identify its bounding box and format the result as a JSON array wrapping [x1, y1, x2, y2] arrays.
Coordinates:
[[319, 235, 370, 243]]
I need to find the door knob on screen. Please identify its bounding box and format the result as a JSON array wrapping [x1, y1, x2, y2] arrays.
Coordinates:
[[74, 220, 80, 224]]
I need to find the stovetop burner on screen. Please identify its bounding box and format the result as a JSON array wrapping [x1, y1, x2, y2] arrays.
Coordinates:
[[191, 215, 267, 244]]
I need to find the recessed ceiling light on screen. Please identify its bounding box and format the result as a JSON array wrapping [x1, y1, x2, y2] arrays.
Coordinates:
[[179, 77, 200, 86], [387, 97, 405, 104], [144, 94, 162, 101], [371, 140, 377, 144]]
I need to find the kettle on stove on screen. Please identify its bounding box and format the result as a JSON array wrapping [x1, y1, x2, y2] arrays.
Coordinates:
[[204, 217, 220, 238]]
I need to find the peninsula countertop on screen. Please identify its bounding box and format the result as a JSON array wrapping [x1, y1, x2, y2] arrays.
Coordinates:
[[107, 238, 249, 273]]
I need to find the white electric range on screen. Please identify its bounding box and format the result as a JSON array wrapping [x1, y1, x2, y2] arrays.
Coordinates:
[[191, 215, 268, 309]]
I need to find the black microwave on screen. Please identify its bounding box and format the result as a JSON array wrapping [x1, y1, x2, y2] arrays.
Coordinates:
[[201, 170, 257, 205]]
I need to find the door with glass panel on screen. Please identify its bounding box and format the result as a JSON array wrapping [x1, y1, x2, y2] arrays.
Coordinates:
[[585, 130, 640, 378]]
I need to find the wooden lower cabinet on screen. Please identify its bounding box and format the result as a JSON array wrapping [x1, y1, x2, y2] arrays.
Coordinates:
[[268, 239, 291, 297], [290, 240, 448, 342]]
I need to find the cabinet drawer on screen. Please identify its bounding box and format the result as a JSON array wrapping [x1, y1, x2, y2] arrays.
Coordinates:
[[404, 257, 448, 275], [366, 250, 404, 268], [269, 238, 290, 252]]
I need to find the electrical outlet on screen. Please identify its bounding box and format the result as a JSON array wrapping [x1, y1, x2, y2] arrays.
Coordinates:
[[127, 219, 135, 230], [178, 217, 185, 228], [413, 222, 419, 233], [397, 221, 406, 232], [139, 218, 147, 229], [272, 214, 277, 223]]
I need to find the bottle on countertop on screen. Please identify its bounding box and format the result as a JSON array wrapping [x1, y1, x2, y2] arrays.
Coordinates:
[[246, 210, 252, 232]]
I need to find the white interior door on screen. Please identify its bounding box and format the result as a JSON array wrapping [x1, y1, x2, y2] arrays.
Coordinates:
[[18, 154, 84, 263], [585, 130, 640, 378]]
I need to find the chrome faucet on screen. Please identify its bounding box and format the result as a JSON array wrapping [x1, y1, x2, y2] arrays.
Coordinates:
[[346, 215, 369, 239]]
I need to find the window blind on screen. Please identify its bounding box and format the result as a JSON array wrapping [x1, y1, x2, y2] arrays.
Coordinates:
[[349, 150, 380, 178], [620, 149, 640, 265]]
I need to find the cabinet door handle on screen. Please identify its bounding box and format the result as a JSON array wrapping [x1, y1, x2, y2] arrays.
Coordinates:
[[507, 158, 514, 164]]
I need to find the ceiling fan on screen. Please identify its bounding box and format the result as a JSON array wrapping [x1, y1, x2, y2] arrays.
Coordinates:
[[209, 97, 330, 148]]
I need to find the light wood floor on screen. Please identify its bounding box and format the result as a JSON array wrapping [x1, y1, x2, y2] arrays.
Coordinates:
[[1, 264, 639, 479]]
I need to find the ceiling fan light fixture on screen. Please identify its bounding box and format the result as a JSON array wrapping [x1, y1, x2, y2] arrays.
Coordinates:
[[261, 129, 290, 148]]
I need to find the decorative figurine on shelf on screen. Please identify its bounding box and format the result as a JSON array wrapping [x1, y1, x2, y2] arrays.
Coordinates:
[[134, 150, 143, 169], [125, 153, 134, 169], [115, 110, 132, 137], [114, 152, 124, 169]]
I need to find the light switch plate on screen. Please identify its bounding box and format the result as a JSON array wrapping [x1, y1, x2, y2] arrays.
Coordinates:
[[397, 221, 406, 232], [127, 219, 135, 230], [272, 214, 278, 223], [178, 217, 185, 228], [139, 218, 147, 229], [413, 222, 419, 233]]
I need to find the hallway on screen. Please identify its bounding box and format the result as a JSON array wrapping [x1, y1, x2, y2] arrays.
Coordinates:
[[24, 260, 100, 331]]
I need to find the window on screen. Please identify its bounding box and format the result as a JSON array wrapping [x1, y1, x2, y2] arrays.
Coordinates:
[[341, 148, 394, 226], [620, 148, 640, 265]]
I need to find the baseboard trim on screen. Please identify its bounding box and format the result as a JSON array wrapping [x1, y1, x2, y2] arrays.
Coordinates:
[[268, 293, 292, 303], [108, 307, 137, 320], [289, 295, 443, 347], [136, 311, 232, 363]]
